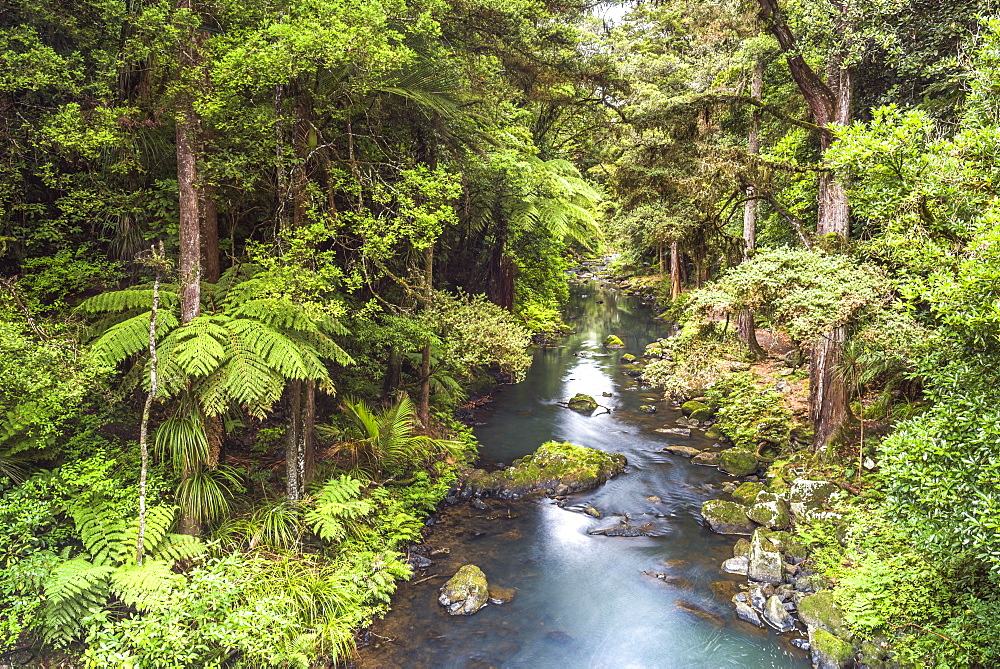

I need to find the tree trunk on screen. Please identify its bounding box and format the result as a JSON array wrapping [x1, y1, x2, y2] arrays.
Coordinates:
[[200, 183, 220, 283], [738, 61, 766, 360], [810, 325, 848, 458], [176, 101, 201, 323], [658, 243, 666, 275], [669, 241, 681, 301], [418, 244, 434, 427], [757, 0, 854, 453], [285, 380, 304, 500], [176, 0, 202, 536]]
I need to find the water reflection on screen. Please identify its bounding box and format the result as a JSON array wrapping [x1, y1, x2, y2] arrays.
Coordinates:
[[359, 281, 808, 668]]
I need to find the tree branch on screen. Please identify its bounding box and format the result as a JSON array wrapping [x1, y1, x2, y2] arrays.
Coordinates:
[[758, 191, 814, 249]]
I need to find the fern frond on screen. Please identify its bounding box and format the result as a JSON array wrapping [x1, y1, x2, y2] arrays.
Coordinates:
[[77, 288, 180, 314], [42, 558, 114, 642], [120, 505, 178, 562], [110, 560, 180, 611], [88, 311, 179, 367], [305, 475, 372, 543], [72, 507, 126, 567]]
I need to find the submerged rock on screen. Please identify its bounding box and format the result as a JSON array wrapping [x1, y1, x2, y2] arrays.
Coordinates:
[[701, 500, 756, 535], [462, 441, 626, 500], [439, 565, 489, 615], [588, 520, 654, 537], [662, 444, 700, 458], [567, 393, 599, 412], [488, 585, 516, 604]]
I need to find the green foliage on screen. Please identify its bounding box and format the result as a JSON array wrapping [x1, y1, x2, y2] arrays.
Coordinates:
[[705, 373, 795, 452], [42, 502, 204, 644], [305, 475, 372, 543]]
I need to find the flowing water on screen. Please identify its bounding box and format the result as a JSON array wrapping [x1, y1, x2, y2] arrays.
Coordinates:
[[359, 278, 808, 668]]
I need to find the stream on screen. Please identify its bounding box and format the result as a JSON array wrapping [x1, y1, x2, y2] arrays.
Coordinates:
[[359, 277, 809, 668]]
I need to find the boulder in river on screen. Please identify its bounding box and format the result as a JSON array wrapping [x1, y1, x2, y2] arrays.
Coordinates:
[[439, 565, 490, 615], [808, 626, 854, 669], [701, 499, 756, 535], [718, 448, 759, 476], [662, 444, 700, 458], [603, 334, 626, 349], [588, 520, 654, 537], [731, 481, 766, 505], [748, 529, 784, 584], [638, 404, 657, 413], [680, 400, 709, 417], [567, 393, 599, 412], [733, 596, 764, 627], [762, 595, 796, 632], [462, 440, 626, 500], [691, 451, 720, 466], [620, 353, 637, 364], [722, 555, 749, 575], [748, 491, 791, 530]]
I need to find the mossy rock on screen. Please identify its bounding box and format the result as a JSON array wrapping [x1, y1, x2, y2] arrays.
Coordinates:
[[638, 404, 657, 413], [808, 626, 854, 669], [463, 441, 627, 500], [701, 499, 756, 535], [691, 451, 720, 467], [689, 407, 715, 422], [747, 492, 791, 530], [732, 482, 766, 505], [567, 393, 598, 412], [439, 564, 489, 615], [704, 426, 725, 440], [681, 400, 709, 417], [798, 591, 851, 641], [620, 353, 637, 364], [733, 537, 751, 557], [719, 449, 759, 476], [603, 334, 626, 349]]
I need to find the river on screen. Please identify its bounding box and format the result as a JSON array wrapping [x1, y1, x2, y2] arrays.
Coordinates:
[[359, 278, 809, 668]]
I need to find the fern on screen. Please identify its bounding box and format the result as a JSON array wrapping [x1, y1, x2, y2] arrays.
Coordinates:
[[305, 475, 373, 543], [41, 502, 206, 643]]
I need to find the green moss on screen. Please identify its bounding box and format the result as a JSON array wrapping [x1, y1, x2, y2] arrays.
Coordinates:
[[701, 499, 756, 534], [719, 449, 758, 476], [732, 482, 765, 505], [603, 334, 625, 348], [704, 426, 724, 440], [689, 407, 715, 421], [681, 400, 708, 417], [809, 627, 854, 667], [466, 441, 626, 499], [567, 393, 598, 411], [733, 537, 751, 557], [620, 353, 637, 363], [799, 591, 851, 640]]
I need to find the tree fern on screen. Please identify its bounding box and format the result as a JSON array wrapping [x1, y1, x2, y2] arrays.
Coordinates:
[[42, 502, 205, 643]]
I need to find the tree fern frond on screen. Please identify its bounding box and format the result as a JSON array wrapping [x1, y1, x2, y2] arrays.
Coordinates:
[[77, 288, 180, 314], [88, 311, 179, 367], [109, 560, 180, 611], [42, 558, 114, 642], [72, 507, 126, 567]]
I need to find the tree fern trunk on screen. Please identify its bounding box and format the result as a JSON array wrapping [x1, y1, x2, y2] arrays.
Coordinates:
[[285, 380, 303, 501]]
